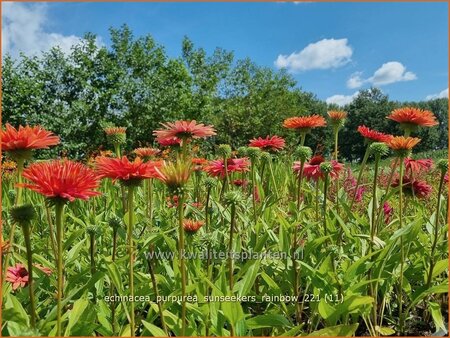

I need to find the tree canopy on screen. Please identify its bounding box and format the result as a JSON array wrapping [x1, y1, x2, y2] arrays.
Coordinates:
[[2, 25, 448, 160]]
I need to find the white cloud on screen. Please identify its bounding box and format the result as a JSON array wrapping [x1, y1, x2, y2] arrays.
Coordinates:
[[274, 38, 352, 72], [2, 2, 88, 56], [326, 91, 359, 106], [347, 61, 417, 89], [425, 88, 448, 100]]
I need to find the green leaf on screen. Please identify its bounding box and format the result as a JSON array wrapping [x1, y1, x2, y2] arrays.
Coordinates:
[[376, 326, 396, 336], [64, 298, 89, 336], [237, 260, 260, 296], [308, 323, 359, 336], [141, 320, 167, 337], [432, 259, 448, 278], [245, 314, 291, 329], [428, 302, 447, 333]]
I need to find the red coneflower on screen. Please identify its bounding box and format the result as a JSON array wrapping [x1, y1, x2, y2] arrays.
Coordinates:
[[133, 147, 160, 160], [96, 156, 163, 185], [20, 160, 101, 202], [392, 176, 432, 198], [404, 158, 433, 175], [283, 115, 326, 131], [1, 124, 60, 157], [182, 219, 205, 233], [249, 135, 285, 152], [157, 137, 182, 147], [6, 263, 29, 290], [233, 179, 248, 187], [153, 120, 216, 142], [294, 156, 343, 181], [357, 125, 393, 143], [387, 107, 438, 128], [205, 158, 250, 178]]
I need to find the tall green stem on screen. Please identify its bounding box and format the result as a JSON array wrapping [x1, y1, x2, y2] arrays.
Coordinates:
[[22, 222, 36, 328], [369, 155, 380, 327], [398, 159, 405, 335], [228, 203, 236, 336], [251, 161, 257, 226], [127, 186, 135, 336], [350, 146, 370, 209], [322, 174, 329, 236], [178, 193, 187, 336], [55, 202, 65, 337], [89, 233, 97, 303], [294, 160, 304, 323], [426, 170, 446, 288], [4, 159, 25, 271]]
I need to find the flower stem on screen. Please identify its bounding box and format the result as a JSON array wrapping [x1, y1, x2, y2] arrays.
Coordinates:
[[369, 154, 380, 327], [22, 222, 36, 329], [350, 146, 370, 209], [251, 161, 257, 226], [228, 203, 236, 336], [178, 192, 187, 336], [127, 186, 135, 337], [322, 174, 329, 236], [89, 232, 97, 303], [55, 201, 65, 337], [398, 159, 405, 335], [426, 170, 446, 288]]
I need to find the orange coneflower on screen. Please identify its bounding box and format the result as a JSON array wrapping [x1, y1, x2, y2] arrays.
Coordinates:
[[133, 147, 160, 160], [283, 115, 327, 131], [20, 160, 101, 202], [104, 126, 127, 135], [1, 124, 59, 159], [327, 110, 348, 121], [192, 157, 208, 171], [96, 156, 162, 185], [249, 135, 285, 152], [153, 120, 216, 142], [387, 107, 438, 129], [357, 125, 393, 143], [182, 219, 204, 233], [387, 136, 421, 151]]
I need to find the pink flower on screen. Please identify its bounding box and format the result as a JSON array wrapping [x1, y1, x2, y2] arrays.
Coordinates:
[[294, 155, 343, 181], [205, 158, 250, 178], [404, 158, 433, 175], [383, 202, 394, 224], [6, 264, 29, 290], [249, 135, 285, 152], [392, 176, 432, 199]]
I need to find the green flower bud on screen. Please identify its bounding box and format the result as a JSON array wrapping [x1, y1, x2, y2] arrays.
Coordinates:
[[204, 177, 217, 189], [319, 162, 333, 174], [437, 159, 448, 173], [247, 147, 261, 161], [294, 146, 312, 163], [217, 144, 232, 158], [86, 225, 101, 236], [10, 204, 36, 226], [224, 190, 243, 206], [7, 189, 16, 202], [108, 216, 123, 230], [237, 146, 248, 157], [260, 151, 272, 163], [369, 142, 389, 158]]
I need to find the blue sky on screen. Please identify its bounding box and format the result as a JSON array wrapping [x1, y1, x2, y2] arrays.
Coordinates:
[[2, 1, 448, 104]]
